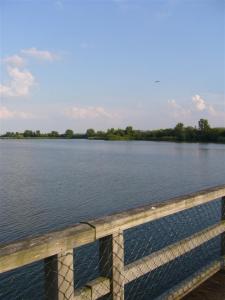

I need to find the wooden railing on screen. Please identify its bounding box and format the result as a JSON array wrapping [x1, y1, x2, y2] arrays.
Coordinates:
[[0, 185, 225, 300]]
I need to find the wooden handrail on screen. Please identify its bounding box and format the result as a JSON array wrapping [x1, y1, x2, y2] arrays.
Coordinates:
[[0, 184, 225, 274], [0, 223, 95, 274], [87, 184, 225, 238], [0, 185, 225, 300]]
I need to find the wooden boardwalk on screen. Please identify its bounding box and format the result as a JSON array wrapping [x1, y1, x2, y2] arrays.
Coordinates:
[[0, 185, 225, 299], [184, 270, 225, 300]]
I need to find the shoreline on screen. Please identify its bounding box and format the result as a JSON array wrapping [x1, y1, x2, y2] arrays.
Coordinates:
[[1, 137, 225, 144]]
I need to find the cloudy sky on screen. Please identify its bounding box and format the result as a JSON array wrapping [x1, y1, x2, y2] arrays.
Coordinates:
[[0, 0, 224, 133]]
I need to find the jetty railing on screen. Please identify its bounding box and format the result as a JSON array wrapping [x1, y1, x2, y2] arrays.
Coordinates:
[[0, 185, 225, 299]]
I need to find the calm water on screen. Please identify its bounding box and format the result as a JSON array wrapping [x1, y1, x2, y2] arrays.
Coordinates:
[[1, 139, 225, 243], [1, 139, 225, 299]]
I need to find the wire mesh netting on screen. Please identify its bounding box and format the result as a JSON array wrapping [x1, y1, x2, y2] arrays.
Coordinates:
[[0, 198, 224, 300]]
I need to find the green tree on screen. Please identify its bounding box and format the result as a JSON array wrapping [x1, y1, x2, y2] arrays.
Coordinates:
[[107, 128, 115, 135], [117, 128, 125, 136], [64, 129, 74, 138], [174, 123, 185, 141], [125, 126, 133, 136], [5, 132, 15, 137], [23, 130, 34, 137], [86, 128, 95, 138], [185, 126, 197, 141], [35, 130, 41, 137], [198, 119, 211, 141], [49, 131, 59, 137], [198, 119, 210, 132]]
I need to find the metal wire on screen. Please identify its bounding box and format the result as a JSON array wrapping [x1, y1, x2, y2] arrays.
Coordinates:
[[0, 198, 223, 300]]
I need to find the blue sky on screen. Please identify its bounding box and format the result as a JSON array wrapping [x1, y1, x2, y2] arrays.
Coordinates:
[[0, 0, 224, 133]]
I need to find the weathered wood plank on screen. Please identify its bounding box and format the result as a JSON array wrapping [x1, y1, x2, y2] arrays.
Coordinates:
[[124, 222, 225, 284], [112, 231, 124, 300], [88, 185, 225, 238], [74, 277, 110, 300], [86, 277, 111, 300], [45, 250, 74, 300], [1, 185, 225, 275], [0, 224, 95, 274], [74, 286, 91, 300], [159, 260, 222, 300], [99, 231, 124, 300], [58, 250, 74, 300]]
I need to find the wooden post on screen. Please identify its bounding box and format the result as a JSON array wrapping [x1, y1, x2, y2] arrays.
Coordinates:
[[45, 250, 74, 300], [221, 196, 225, 258], [99, 230, 124, 300]]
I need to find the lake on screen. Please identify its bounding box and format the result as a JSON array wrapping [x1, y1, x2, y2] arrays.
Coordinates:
[[1, 139, 225, 299], [1, 139, 225, 243]]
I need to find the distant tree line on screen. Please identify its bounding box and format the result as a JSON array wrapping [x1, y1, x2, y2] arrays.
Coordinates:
[[1, 129, 86, 139], [1, 119, 225, 143]]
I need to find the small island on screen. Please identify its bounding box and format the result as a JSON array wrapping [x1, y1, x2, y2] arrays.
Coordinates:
[[1, 119, 225, 143]]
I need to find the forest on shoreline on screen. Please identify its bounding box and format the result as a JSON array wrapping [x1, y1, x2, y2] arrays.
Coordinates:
[[1, 119, 225, 143]]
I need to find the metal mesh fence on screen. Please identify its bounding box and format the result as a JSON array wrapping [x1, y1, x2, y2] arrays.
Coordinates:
[[0, 198, 224, 300]]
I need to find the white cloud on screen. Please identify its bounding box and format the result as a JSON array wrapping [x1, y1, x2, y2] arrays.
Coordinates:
[[208, 105, 217, 116], [0, 84, 13, 97], [65, 106, 116, 119], [168, 99, 191, 117], [3, 55, 25, 67], [207, 104, 225, 119], [1, 47, 59, 98], [168, 99, 178, 109], [0, 106, 33, 119], [192, 94, 206, 111], [192, 94, 222, 117], [168, 94, 224, 122], [0, 67, 35, 97], [8, 67, 35, 96], [21, 47, 58, 61]]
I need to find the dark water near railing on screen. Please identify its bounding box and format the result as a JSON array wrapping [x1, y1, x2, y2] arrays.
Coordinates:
[[0, 139, 225, 299]]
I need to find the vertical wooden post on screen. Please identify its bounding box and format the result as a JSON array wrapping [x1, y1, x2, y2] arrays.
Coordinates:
[[112, 231, 124, 300], [45, 250, 74, 300], [99, 230, 124, 300], [221, 196, 225, 258]]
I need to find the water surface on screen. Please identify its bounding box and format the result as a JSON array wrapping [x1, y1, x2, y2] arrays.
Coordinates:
[[1, 139, 225, 243]]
